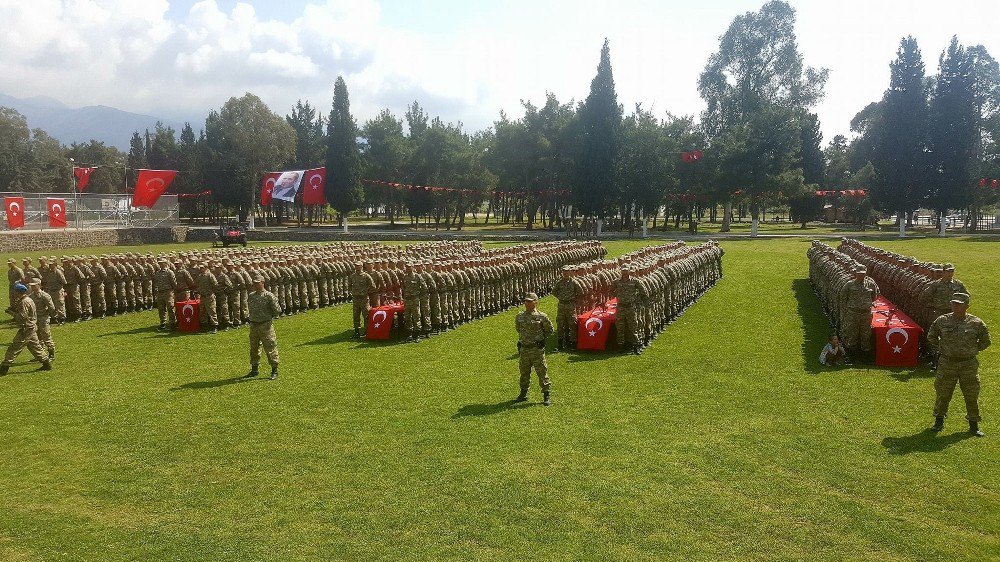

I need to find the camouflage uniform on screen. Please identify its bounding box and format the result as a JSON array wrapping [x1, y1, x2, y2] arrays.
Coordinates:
[[247, 287, 281, 370], [153, 264, 178, 328], [927, 309, 991, 424], [2, 293, 50, 368], [515, 303, 553, 398], [30, 287, 56, 358]]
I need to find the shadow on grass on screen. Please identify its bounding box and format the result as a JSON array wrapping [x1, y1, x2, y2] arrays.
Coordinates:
[[792, 279, 834, 374], [170, 375, 265, 391], [452, 400, 541, 418], [882, 428, 973, 455], [888, 366, 935, 382], [97, 324, 162, 337], [298, 329, 357, 347]]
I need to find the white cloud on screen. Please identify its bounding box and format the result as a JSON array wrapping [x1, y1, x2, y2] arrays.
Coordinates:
[[0, 0, 998, 144]]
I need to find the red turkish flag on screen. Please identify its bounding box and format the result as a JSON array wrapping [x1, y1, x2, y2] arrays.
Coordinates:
[[261, 172, 281, 206], [871, 297, 922, 367], [577, 299, 617, 351], [73, 166, 95, 192], [366, 303, 402, 340], [175, 299, 201, 332], [133, 169, 178, 208], [691, 149, 704, 162], [681, 152, 693, 164], [303, 167, 327, 205], [5, 197, 25, 230], [47, 198, 67, 228]]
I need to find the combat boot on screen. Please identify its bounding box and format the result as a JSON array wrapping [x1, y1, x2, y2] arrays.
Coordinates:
[[543, 391, 551, 406], [970, 421, 984, 437], [242, 365, 259, 379], [48, 348, 55, 361], [0, 364, 8, 376], [159, 322, 166, 331], [37, 361, 52, 372], [353, 328, 360, 339], [269, 366, 278, 380], [514, 389, 528, 403], [932, 416, 944, 432], [554, 339, 563, 353]]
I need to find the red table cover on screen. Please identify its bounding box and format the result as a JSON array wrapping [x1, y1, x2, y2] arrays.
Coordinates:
[[175, 299, 201, 332], [366, 301, 405, 340], [577, 298, 617, 351], [871, 296, 922, 367]]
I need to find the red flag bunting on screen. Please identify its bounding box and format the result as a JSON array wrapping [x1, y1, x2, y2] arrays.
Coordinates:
[[133, 169, 178, 209], [47, 198, 67, 228], [303, 167, 327, 205], [5, 197, 25, 230], [73, 167, 95, 192], [261, 172, 281, 206]]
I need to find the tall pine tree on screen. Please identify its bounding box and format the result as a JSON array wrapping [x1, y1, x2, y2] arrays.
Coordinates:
[[928, 37, 977, 231], [871, 36, 928, 236], [573, 39, 622, 229], [325, 76, 363, 231]]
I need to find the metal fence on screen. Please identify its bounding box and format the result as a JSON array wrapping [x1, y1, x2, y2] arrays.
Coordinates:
[[0, 193, 178, 231]]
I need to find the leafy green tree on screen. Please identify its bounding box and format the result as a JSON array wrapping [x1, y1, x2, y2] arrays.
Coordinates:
[[573, 39, 622, 227], [698, 0, 827, 234], [361, 109, 409, 224], [325, 77, 363, 230], [788, 112, 825, 227], [0, 107, 34, 191], [619, 105, 668, 234], [202, 93, 295, 221], [126, 131, 146, 190]]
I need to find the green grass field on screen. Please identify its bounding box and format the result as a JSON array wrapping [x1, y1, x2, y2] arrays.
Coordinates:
[[0, 237, 997, 561]]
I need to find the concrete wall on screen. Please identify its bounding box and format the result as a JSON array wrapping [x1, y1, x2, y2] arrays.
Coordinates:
[[0, 227, 188, 253]]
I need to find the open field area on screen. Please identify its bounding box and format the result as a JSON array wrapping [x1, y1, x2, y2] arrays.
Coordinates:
[[0, 237, 997, 561]]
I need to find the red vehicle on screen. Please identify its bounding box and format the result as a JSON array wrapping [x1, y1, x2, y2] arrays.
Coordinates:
[[214, 222, 248, 248]]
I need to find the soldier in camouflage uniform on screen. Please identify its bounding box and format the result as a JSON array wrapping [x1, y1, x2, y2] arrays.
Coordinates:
[[349, 262, 376, 337], [195, 263, 219, 334], [29, 278, 57, 360], [839, 265, 879, 361], [153, 258, 178, 330], [928, 293, 990, 437], [552, 266, 583, 352], [0, 283, 52, 375], [7, 259, 25, 315], [242, 274, 281, 380], [43, 258, 67, 323], [89, 256, 107, 318], [213, 261, 233, 330], [76, 256, 93, 320], [514, 292, 553, 406], [401, 262, 426, 342]]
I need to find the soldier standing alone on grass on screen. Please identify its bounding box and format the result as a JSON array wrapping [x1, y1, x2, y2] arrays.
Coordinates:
[[928, 293, 991, 437], [153, 258, 177, 331], [514, 292, 553, 406], [243, 274, 281, 380]]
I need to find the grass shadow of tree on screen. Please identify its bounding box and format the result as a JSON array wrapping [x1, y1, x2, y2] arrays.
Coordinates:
[[881, 428, 973, 455], [792, 279, 833, 374]]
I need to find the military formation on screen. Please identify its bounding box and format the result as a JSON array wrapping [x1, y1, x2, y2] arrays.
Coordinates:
[[551, 241, 724, 354], [837, 238, 969, 330], [807, 241, 881, 361], [394, 240, 605, 341]]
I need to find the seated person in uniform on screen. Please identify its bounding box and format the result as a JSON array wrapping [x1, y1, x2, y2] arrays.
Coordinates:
[[819, 334, 848, 366]]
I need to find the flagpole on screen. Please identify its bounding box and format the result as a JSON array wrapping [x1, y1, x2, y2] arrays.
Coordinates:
[[69, 158, 80, 230]]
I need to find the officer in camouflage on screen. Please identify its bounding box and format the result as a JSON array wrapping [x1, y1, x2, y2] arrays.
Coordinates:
[[243, 273, 281, 380], [514, 292, 553, 406], [153, 258, 177, 330], [928, 292, 991, 437]]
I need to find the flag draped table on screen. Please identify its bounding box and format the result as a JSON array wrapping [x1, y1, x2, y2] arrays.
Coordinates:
[[366, 301, 405, 340], [577, 298, 618, 351], [871, 296, 922, 367], [175, 300, 201, 332]]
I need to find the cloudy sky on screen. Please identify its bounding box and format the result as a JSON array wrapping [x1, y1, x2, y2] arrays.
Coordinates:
[[1, 0, 998, 142]]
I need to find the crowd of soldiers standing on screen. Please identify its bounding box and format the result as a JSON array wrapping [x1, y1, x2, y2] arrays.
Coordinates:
[[837, 238, 969, 330], [550, 241, 724, 354], [392, 240, 606, 341], [807, 241, 881, 360]]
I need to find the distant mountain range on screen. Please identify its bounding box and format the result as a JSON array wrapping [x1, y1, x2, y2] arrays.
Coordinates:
[[0, 93, 190, 151]]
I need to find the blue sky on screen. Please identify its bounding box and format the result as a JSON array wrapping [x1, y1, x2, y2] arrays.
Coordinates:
[[3, 0, 999, 143]]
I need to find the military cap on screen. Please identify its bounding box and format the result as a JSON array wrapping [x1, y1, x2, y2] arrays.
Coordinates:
[[21, 257, 31, 262], [853, 265, 867, 273], [28, 277, 41, 286], [944, 263, 955, 271], [250, 273, 264, 283], [157, 257, 169, 264], [950, 292, 970, 305], [524, 292, 539, 302], [6, 258, 15, 264]]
